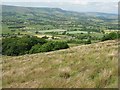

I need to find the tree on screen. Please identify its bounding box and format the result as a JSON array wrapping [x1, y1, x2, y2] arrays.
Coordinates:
[[85, 31, 91, 44], [18, 32, 20, 35], [29, 41, 69, 54], [2, 36, 69, 56], [85, 38, 91, 44], [52, 35, 54, 39], [2, 36, 46, 56], [101, 32, 118, 41], [29, 44, 42, 54], [62, 31, 66, 35], [35, 31, 39, 34]]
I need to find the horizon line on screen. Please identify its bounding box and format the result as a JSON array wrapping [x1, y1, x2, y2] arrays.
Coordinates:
[[2, 4, 118, 15]]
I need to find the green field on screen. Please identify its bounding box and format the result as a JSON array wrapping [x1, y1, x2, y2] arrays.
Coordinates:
[[66, 31, 88, 34], [33, 29, 66, 33]]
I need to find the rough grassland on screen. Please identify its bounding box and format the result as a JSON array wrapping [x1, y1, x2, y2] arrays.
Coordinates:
[[2, 40, 118, 88]]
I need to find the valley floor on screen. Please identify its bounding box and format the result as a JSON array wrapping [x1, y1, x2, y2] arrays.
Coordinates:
[[2, 40, 118, 88]]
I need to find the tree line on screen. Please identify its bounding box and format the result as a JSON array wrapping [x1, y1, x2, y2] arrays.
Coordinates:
[[2, 35, 69, 56]]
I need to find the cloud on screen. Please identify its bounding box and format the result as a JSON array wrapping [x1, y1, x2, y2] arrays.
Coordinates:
[[69, 0, 88, 5]]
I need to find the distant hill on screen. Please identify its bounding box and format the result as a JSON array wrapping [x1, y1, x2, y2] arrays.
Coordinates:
[[2, 5, 117, 20]]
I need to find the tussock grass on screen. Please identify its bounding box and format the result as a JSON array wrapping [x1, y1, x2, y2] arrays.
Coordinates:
[[2, 40, 118, 88]]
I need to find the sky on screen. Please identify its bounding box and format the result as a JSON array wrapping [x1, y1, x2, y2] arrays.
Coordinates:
[[1, 0, 119, 14]]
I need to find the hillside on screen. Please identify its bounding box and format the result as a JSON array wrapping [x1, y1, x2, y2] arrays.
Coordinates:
[[2, 5, 118, 35], [2, 40, 118, 88], [2, 5, 117, 18]]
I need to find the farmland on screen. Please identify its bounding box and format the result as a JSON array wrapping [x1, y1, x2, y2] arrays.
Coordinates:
[[2, 6, 119, 52]]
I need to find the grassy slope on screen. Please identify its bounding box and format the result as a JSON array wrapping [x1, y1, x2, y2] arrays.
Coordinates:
[[2, 40, 118, 88]]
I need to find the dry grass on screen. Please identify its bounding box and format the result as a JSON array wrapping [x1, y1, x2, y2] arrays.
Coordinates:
[[2, 40, 118, 88]]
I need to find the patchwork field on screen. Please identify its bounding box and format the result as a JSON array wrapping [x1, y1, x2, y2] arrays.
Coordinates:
[[2, 40, 118, 88]]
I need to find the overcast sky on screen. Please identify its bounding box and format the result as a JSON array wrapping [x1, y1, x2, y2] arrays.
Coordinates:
[[1, 0, 119, 14]]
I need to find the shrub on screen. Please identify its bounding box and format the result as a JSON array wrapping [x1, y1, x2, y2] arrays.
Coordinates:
[[41, 42, 55, 52], [53, 41, 69, 50], [101, 32, 118, 41], [85, 38, 91, 44], [29, 44, 42, 54], [29, 41, 69, 54], [59, 71, 70, 79]]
